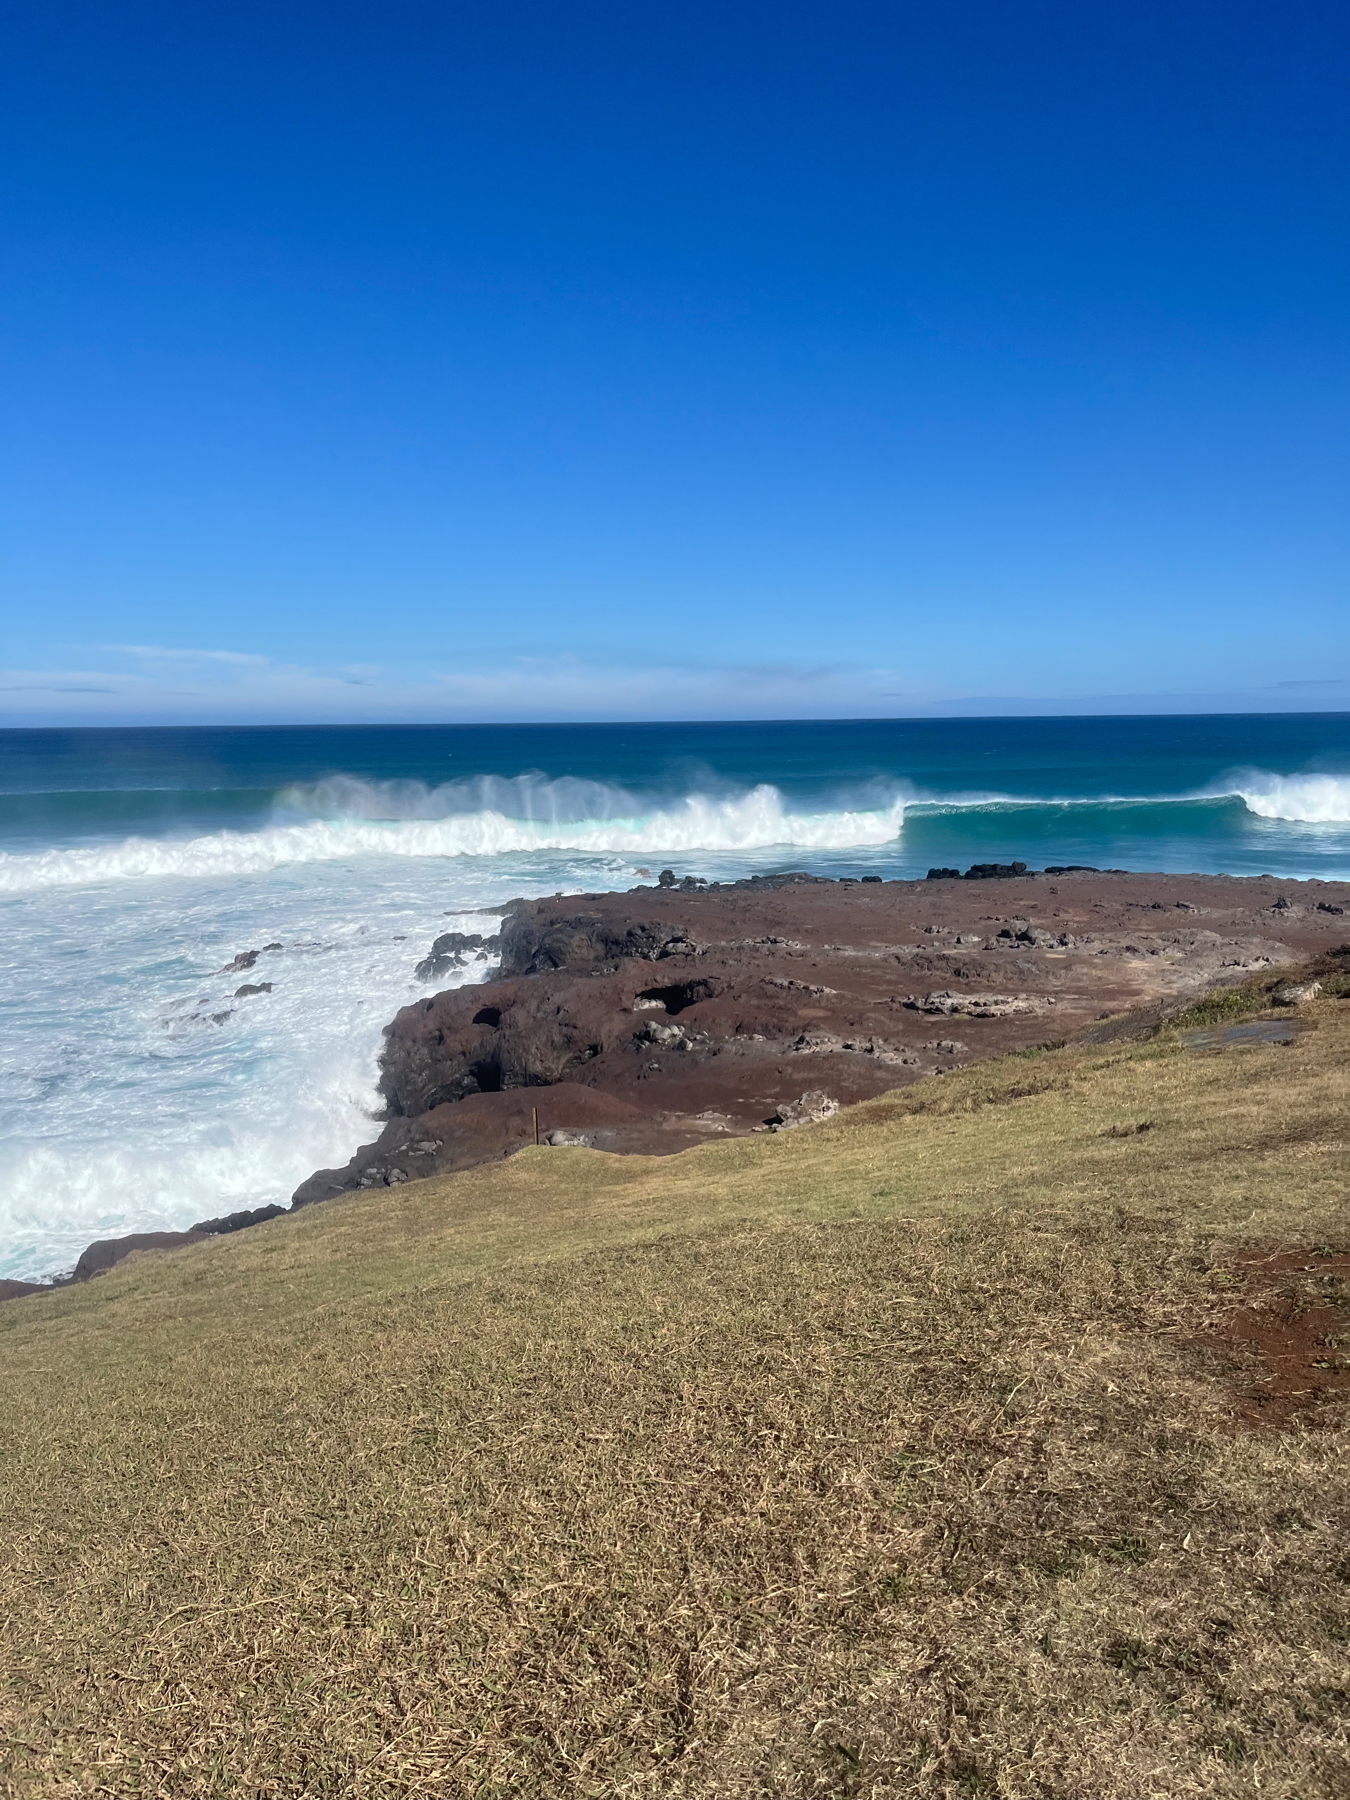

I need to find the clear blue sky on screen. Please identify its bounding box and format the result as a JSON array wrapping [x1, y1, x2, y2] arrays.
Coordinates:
[[2, 0, 1347, 723]]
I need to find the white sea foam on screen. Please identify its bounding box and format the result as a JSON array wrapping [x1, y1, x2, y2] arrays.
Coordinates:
[[1228, 772, 1350, 824], [0, 786, 910, 892], [911, 772, 1350, 824], [0, 859, 545, 1282], [4, 769, 1348, 895]]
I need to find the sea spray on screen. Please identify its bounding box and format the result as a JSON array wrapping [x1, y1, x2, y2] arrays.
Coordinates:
[[0, 786, 911, 892], [5, 771, 1350, 896], [0, 859, 577, 1282], [1229, 772, 1350, 824]]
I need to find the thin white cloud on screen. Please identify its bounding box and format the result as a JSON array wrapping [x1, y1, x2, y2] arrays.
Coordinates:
[[0, 653, 916, 724], [3, 653, 1345, 727], [105, 644, 273, 666]]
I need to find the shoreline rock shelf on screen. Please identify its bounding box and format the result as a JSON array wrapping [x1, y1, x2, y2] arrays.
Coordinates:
[[9, 866, 1350, 1296], [293, 866, 1350, 1209]]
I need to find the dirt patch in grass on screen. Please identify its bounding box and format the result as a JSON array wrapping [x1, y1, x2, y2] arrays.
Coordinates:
[[1209, 1250, 1350, 1429]]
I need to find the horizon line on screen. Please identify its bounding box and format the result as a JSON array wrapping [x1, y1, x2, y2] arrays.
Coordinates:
[[2, 706, 1350, 735]]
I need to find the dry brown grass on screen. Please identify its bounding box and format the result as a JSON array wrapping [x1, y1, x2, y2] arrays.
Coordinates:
[[2, 999, 1348, 1798]]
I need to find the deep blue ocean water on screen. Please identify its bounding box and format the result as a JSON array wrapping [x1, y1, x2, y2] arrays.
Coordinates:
[[2, 713, 1348, 1280]]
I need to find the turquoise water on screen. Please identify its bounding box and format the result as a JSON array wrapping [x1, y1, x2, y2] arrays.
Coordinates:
[[3, 715, 1350, 878], [1, 714, 1347, 1281]]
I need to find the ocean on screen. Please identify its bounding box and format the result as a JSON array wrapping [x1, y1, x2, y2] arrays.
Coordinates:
[[2, 713, 1348, 1283]]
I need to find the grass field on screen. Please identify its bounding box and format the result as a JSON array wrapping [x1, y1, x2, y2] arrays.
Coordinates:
[[2, 990, 1348, 1798]]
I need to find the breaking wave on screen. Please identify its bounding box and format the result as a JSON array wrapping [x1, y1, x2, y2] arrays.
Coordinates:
[[0, 784, 909, 892], [1, 767, 1346, 893], [1227, 772, 1350, 824]]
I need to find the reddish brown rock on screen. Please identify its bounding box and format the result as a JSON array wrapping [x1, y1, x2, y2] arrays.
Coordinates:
[[299, 867, 1350, 1205], [71, 1230, 208, 1282], [65, 1204, 290, 1280], [0, 1278, 49, 1301], [291, 1083, 715, 1206]]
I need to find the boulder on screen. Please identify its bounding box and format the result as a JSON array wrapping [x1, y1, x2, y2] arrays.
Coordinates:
[[902, 990, 1051, 1018], [770, 1090, 840, 1130], [73, 1230, 206, 1282], [218, 949, 261, 973], [1271, 979, 1322, 1006], [499, 911, 701, 977], [0, 1278, 49, 1303], [191, 1203, 286, 1235]]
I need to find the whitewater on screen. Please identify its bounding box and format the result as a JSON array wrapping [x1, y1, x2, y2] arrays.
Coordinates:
[[1, 772, 1348, 895], [2, 717, 1348, 1283]]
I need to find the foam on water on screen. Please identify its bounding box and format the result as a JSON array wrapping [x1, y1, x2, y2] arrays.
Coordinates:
[[1228, 772, 1350, 823], [0, 786, 911, 892], [2, 737, 1348, 1282], [4, 770, 1346, 897], [0, 855, 629, 1281]]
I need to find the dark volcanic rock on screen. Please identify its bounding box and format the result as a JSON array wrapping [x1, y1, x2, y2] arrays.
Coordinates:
[[72, 1230, 207, 1281], [18, 868, 1350, 1294], [0, 1277, 48, 1301], [192, 1203, 286, 1235], [497, 910, 701, 978], [292, 868, 1350, 1211], [291, 1083, 680, 1206], [59, 1205, 285, 1288], [414, 931, 500, 981]]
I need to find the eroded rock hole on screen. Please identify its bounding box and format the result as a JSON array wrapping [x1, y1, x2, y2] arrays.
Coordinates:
[[635, 979, 720, 1016], [472, 1006, 502, 1027]]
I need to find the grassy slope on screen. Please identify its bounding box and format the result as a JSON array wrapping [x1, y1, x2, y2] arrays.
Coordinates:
[[2, 1004, 1348, 1799]]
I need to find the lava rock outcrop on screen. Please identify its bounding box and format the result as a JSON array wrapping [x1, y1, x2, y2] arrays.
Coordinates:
[[294, 867, 1350, 1206]]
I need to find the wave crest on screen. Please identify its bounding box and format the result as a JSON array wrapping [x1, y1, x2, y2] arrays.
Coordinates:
[[0, 785, 909, 892], [2, 766, 1346, 893], [1230, 773, 1350, 824]]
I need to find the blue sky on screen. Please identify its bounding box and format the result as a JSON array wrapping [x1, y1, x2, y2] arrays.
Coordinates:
[[2, 0, 1347, 723]]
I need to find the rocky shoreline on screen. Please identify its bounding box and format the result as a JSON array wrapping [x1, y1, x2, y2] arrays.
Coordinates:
[[6, 863, 1349, 1301]]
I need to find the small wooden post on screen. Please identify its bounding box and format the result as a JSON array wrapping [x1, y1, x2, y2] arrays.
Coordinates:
[[532, 1106, 539, 1146]]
